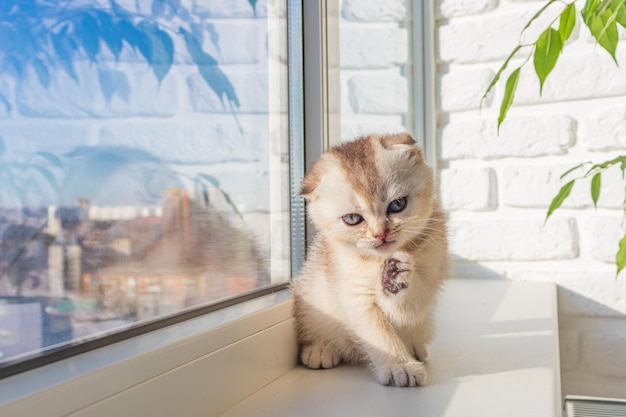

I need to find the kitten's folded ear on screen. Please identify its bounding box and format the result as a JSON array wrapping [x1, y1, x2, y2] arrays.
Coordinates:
[[380, 132, 416, 147], [300, 159, 323, 198], [380, 133, 424, 162]]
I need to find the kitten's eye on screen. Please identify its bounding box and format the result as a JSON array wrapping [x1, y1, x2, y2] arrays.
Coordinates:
[[342, 213, 363, 226], [387, 197, 407, 214]]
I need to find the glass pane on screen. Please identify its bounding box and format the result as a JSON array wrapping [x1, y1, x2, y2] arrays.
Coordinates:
[[0, 0, 290, 369]]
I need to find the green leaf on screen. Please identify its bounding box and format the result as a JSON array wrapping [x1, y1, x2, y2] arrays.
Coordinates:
[[546, 179, 575, 221], [617, 232, 626, 276], [498, 67, 521, 131], [582, 0, 601, 24], [558, 3, 577, 43], [560, 162, 590, 179], [481, 45, 522, 109], [534, 28, 563, 94], [590, 172, 602, 206], [620, 158, 626, 177], [584, 155, 626, 176], [588, 9, 619, 62], [616, 2, 626, 27], [521, 0, 559, 35]]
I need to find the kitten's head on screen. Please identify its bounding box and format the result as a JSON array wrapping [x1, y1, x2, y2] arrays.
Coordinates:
[[301, 133, 435, 257]]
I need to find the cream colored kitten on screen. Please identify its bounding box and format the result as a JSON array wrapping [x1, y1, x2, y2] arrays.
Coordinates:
[[291, 133, 448, 387]]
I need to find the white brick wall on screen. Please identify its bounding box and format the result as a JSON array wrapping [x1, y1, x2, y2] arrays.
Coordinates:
[[434, 0, 626, 399]]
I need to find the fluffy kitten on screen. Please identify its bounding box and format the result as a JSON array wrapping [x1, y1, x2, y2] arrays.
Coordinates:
[[291, 133, 447, 387]]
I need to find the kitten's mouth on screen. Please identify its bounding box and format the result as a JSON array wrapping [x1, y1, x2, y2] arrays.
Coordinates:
[[374, 240, 396, 252]]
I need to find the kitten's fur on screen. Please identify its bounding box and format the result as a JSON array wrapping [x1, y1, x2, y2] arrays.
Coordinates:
[[291, 133, 447, 387]]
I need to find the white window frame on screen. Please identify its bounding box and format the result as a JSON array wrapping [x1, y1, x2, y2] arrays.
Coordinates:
[[0, 1, 435, 416]]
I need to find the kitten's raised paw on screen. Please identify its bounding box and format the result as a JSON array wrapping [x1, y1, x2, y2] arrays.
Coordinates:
[[300, 344, 341, 369], [382, 257, 409, 294], [375, 360, 427, 387]]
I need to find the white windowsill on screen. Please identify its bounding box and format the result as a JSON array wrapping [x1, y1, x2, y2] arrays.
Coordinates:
[[0, 290, 296, 417], [220, 279, 562, 417], [0, 280, 562, 417]]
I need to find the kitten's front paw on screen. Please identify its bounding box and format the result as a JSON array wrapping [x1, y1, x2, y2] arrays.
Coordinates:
[[382, 257, 410, 294], [300, 344, 341, 369], [375, 360, 427, 387]]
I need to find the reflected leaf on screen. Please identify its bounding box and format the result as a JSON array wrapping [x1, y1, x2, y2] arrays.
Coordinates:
[[117, 18, 152, 62], [180, 27, 240, 108], [76, 13, 100, 62], [97, 11, 122, 59], [152, 0, 167, 16], [198, 173, 220, 187], [139, 22, 174, 83], [97, 67, 131, 102], [31, 165, 60, 196], [52, 26, 78, 80], [248, 0, 257, 16], [33, 151, 63, 168], [0, 93, 12, 113], [32, 57, 50, 87]]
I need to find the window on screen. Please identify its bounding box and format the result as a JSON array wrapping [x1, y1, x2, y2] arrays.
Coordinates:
[[0, 0, 300, 377]]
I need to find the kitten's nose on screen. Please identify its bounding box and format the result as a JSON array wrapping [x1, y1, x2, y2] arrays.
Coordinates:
[[374, 232, 387, 241]]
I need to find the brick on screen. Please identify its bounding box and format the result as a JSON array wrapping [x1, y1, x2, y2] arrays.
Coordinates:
[[501, 165, 591, 209], [184, 117, 266, 163], [340, 25, 407, 69], [174, 162, 269, 213], [192, 0, 264, 18], [582, 216, 625, 264], [0, 121, 92, 158], [581, 104, 626, 151], [440, 167, 496, 211], [341, 0, 407, 22], [438, 12, 527, 64], [451, 217, 578, 261], [100, 117, 266, 165], [440, 115, 574, 159], [16, 63, 177, 118], [515, 51, 626, 104], [187, 69, 270, 114], [347, 74, 408, 114], [438, 68, 495, 111], [201, 21, 266, 65], [436, 0, 498, 19], [583, 330, 626, 377]]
